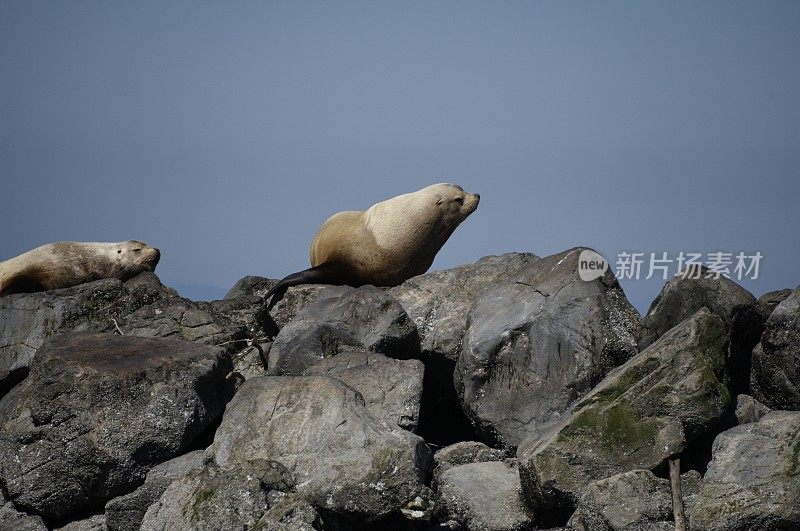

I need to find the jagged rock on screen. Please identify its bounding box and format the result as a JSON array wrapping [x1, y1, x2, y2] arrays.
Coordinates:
[[756, 289, 794, 320], [691, 411, 800, 531], [0, 273, 249, 399], [434, 459, 535, 531], [0, 332, 233, 521], [209, 375, 432, 523], [267, 285, 420, 375], [751, 287, 800, 410], [390, 253, 539, 445], [140, 459, 312, 531], [302, 351, 424, 432], [734, 394, 772, 425], [224, 275, 328, 329], [105, 450, 207, 531], [638, 268, 756, 349], [518, 309, 731, 518], [391, 253, 540, 363], [432, 442, 506, 487], [567, 469, 701, 531], [455, 247, 640, 449], [53, 514, 107, 531], [0, 492, 47, 531], [258, 492, 325, 530]]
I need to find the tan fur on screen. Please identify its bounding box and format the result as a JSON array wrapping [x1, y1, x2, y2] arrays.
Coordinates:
[[0, 240, 160, 296], [309, 183, 479, 286]]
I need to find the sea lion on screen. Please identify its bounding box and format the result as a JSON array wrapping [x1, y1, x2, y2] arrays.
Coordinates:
[[0, 240, 161, 296], [263, 183, 480, 309]]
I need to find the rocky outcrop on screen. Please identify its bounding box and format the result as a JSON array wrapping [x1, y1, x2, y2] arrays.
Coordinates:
[[434, 459, 535, 531], [140, 459, 322, 531], [455, 248, 640, 449], [567, 469, 701, 531], [638, 268, 756, 349], [0, 332, 233, 521], [734, 394, 772, 425], [691, 411, 800, 531], [518, 308, 730, 517], [0, 273, 252, 399], [1, 253, 796, 530], [751, 287, 800, 410], [208, 375, 432, 524], [391, 253, 539, 445], [302, 351, 424, 432], [266, 285, 420, 375], [104, 450, 207, 531]]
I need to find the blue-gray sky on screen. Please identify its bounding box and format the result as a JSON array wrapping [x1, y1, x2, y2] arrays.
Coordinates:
[[2, 2, 798, 313]]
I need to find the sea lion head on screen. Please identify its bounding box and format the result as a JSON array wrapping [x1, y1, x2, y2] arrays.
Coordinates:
[[427, 183, 480, 229], [114, 240, 161, 275]]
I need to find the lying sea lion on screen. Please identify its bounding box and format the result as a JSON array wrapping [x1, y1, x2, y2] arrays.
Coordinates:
[[263, 183, 480, 309], [0, 240, 161, 296]]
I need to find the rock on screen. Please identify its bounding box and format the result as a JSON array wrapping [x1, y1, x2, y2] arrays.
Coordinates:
[[53, 514, 107, 531], [0, 272, 249, 399], [140, 459, 306, 531], [751, 287, 800, 410], [390, 253, 539, 445], [455, 247, 640, 449], [518, 308, 731, 517], [434, 459, 535, 531], [566, 470, 671, 531], [638, 268, 756, 349], [267, 285, 420, 375], [302, 351, 424, 432], [258, 492, 325, 530], [209, 375, 432, 523], [0, 332, 233, 521], [391, 253, 540, 364], [756, 289, 794, 320], [734, 394, 772, 425], [691, 411, 800, 531], [223, 275, 328, 329], [104, 450, 207, 531], [432, 441, 507, 487], [0, 500, 47, 531]]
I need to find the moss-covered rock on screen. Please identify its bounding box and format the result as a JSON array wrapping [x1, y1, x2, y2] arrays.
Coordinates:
[[518, 308, 731, 519]]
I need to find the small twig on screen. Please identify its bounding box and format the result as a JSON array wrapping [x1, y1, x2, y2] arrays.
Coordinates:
[[669, 457, 686, 531], [111, 318, 124, 336]]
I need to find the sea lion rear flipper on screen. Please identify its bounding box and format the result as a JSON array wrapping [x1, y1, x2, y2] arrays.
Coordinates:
[[262, 262, 346, 311]]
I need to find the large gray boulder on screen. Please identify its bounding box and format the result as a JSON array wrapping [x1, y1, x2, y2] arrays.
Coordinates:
[[266, 285, 420, 375], [734, 394, 772, 425], [751, 287, 800, 410], [104, 450, 207, 531], [0, 332, 233, 521], [638, 268, 756, 349], [391, 253, 540, 364], [434, 459, 535, 531], [432, 441, 507, 487], [455, 247, 640, 449], [302, 351, 424, 432], [140, 459, 322, 531], [691, 411, 800, 531], [0, 273, 250, 399], [209, 375, 432, 523], [567, 469, 701, 531], [390, 253, 539, 445], [0, 489, 47, 531], [518, 308, 731, 516]]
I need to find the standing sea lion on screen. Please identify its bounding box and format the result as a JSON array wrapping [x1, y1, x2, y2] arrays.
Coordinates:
[[0, 240, 161, 296], [263, 183, 480, 309]]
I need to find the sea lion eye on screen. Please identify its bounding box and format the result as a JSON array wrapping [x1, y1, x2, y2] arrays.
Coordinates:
[[437, 199, 443, 205], [117, 250, 122, 254], [454, 197, 464, 205], [133, 248, 141, 252]]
